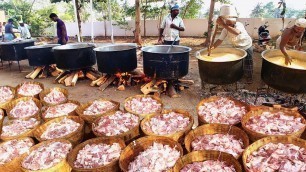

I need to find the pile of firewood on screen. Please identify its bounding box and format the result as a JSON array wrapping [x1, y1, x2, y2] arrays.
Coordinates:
[[25, 65, 62, 79]]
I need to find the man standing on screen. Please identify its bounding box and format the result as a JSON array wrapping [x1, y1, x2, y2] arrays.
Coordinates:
[[49, 13, 68, 45], [4, 19, 16, 41], [158, 4, 185, 45], [18, 22, 31, 39]]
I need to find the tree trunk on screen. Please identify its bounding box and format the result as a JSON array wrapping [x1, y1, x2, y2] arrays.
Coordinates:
[[182, 0, 193, 19], [104, 19, 107, 39], [143, 0, 147, 37], [202, 0, 215, 46], [75, 0, 82, 42], [135, 0, 142, 45]]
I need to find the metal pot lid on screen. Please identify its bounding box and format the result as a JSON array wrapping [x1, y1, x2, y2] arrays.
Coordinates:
[[141, 45, 192, 54], [262, 49, 306, 71], [52, 43, 95, 50], [94, 43, 137, 52], [25, 44, 61, 49], [196, 47, 247, 62], [0, 38, 36, 45]]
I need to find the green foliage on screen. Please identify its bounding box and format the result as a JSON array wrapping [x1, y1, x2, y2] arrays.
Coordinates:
[[250, 3, 265, 18], [180, 0, 204, 19]]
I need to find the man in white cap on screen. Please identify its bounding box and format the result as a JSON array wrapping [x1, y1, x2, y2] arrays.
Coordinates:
[[276, 18, 306, 65], [210, 5, 253, 83], [158, 4, 185, 45]]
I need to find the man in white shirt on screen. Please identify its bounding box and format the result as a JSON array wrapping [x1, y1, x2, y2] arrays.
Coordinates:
[[18, 22, 31, 39], [211, 6, 253, 83], [158, 4, 185, 45]]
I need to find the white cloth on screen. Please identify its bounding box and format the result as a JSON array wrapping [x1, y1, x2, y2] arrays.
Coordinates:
[[295, 18, 306, 28], [160, 14, 185, 41], [18, 24, 31, 39], [218, 22, 252, 50]]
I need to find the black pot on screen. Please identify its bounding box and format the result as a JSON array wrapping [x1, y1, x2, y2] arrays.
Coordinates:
[[142, 45, 191, 80], [261, 50, 306, 93], [25, 44, 60, 66], [94, 43, 137, 74], [0, 39, 35, 61], [52, 43, 96, 70], [196, 48, 246, 85]]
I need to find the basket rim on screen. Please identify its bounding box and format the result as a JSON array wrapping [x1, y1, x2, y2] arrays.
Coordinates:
[[5, 97, 41, 120], [39, 87, 69, 106]]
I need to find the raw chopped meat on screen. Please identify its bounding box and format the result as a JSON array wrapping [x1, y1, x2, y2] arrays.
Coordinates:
[[41, 118, 80, 140], [245, 111, 305, 135], [9, 99, 39, 118], [1, 118, 39, 137], [74, 143, 121, 168], [22, 141, 72, 170], [143, 112, 190, 135], [0, 86, 14, 104], [180, 160, 236, 172], [93, 111, 139, 136], [191, 134, 244, 158], [128, 142, 180, 172], [125, 97, 162, 114], [198, 97, 246, 124], [17, 83, 42, 96], [83, 100, 115, 116], [246, 143, 306, 172], [43, 103, 78, 118], [0, 138, 34, 165], [43, 89, 67, 105]]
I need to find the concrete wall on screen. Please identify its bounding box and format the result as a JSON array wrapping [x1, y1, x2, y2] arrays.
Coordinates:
[[49, 18, 296, 39]]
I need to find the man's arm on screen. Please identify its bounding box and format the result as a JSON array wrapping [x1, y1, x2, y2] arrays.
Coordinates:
[[216, 17, 240, 35], [211, 39, 223, 50], [60, 24, 67, 43], [170, 24, 184, 31], [10, 27, 16, 38], [279, 29, 292, 65]]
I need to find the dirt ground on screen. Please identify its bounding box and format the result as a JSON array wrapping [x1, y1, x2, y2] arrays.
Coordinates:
[[0, 37, 304, 127]]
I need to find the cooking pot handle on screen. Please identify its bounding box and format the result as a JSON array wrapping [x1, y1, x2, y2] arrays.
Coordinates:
[[273, 104, 298, 111]]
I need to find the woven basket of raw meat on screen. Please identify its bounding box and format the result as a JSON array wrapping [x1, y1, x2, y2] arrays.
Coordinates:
[[39, 87, 68, 106], [0, 109, 4, 134], [243, 136, 306, 172], [92, 110, 140, 142], [197, 96, 250, 125], [20, 139, 72, 172], [141, 109, 194, 142], [242, 105, 306, 142], [6, 97, 41, 120], [76, 99, 120, 124], [119, 136, 183, 172], [67, 137, 126, 172], [16, 81, 44, 99], [1, 118, 40, 141], [184, 124, 249, 159], [41, 100, 80, 122], [0, 137, 35, 172], [0, 85, 15, 109], [173, 150, 242, 172], [124, 95, 163, 119], [33, 116, 84, 147]]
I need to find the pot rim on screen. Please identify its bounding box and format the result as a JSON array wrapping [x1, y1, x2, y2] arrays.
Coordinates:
[[52, 43, 95, 50], [0, 39, 36, 45], [261, 49, 306, 71], [141, 45, 192, 54], [195, 47, 247, 62], [25, 44, 61, 50], [94, 43, 137, 52]]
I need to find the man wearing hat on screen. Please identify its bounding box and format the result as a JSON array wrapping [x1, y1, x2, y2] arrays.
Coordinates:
[[210, 5, 253, 83], [18, 21, 31, 39], [158, 4, 185, 45], [276, 18, 306, 65]]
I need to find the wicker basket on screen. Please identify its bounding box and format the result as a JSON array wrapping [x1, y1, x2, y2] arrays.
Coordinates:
[[242, 136, 306, 172], [76, 99, 120, 124], [124, 95, 164, 119], [241, 105, 306, 142], [20, 139, 72, 172], [16, 81, 44, 99], [33, 116, 85, 147], [184, 124, 249, 159], [0, 109, 4, 135], [41, 100, 80, 122], [197, 96, 250, 126], [5, 97, 42, 120], [67, 137, 126, 172], [0, 118, 41, 141], [141, 109, 194, 143], [39, 87, 69, 107], [119, 136, 183, 172], [0, 137, 35, 172], [173, 150, 242, 172], [0, 85, 16, 110], [92, 111, 140, 143]]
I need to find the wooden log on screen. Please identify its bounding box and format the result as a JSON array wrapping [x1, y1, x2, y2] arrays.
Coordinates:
[[178, 79, 195, 85], [167, 82, 180, 98], [117, 85, 125, 91], [38, 67, 47, 78], [25, 69, 35, 79], [54, 71, 68, 83], [90, 76, 104, 87], [78, 70, 85, 78], [141, 80, 158, 95], [99, 76, 116, 91], [64, 73, 74, 86], [71, 72, 79, 86], [86, 71, 98, 81], [96, 75, 110, 86], [153, 79, 166, 88], [30, 66, 43, 79], [58, 74, 69, 84]]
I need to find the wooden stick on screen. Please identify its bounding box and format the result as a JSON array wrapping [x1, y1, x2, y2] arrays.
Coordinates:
[[117, 85, 125, 91], [99, 76, 116, 91], [78, 70, 85, 78], [59, 74, 69, 84], [38, 67, 47, 78], [86, 71, 98, 81], [178, 79, 195, 85], [64, 73, 74, 86], [90, 77, 104, 87], [71, 72, 79, 86], [208, 24, 219, 56], [30, 67, 43, 79], [97, 75, 110, 86], [167, 82, 180, 98], [54, 71, 68, 83], [25, 69, 35, 79]]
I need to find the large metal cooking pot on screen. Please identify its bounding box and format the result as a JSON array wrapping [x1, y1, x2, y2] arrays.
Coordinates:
[[25, 44, 60, 66], [196, 47, 247, 85], [142, 45, 191, 80], [94, 43, 137, 74], [261, 49, 306, 93], [0, 39, 35, 61], [53, 43, 96, 70]]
